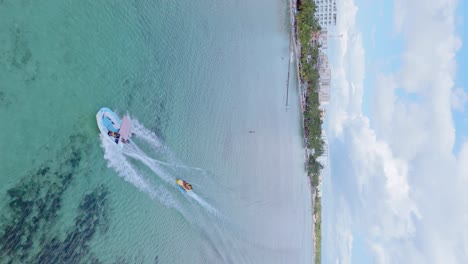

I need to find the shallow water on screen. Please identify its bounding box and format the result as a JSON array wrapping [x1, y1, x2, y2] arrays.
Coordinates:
[[0, 0, 312, 263]]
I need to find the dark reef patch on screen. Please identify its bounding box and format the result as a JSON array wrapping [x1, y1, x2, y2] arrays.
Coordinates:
[[11, 27, 32, 70], [1, 25, 40, 83], [35, 185, 109, 264], [0, 132, 158, 262], [0, 133, 102, 263], [0, 90, 13, 108]]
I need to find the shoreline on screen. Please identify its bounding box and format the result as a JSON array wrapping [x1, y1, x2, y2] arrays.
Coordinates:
[[288, 0, 323, 263]]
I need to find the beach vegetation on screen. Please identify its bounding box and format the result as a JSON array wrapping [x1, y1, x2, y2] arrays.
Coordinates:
[[295, 0, 324, 263]]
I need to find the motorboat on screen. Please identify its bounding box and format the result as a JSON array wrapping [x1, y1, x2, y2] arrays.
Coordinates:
[[176, 179, 192, 193], [96, 107, 132, 146]]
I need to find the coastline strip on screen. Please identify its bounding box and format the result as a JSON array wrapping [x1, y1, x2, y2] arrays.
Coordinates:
[[288, 0, 323, 263]]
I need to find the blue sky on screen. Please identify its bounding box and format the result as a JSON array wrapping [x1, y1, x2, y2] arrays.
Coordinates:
[[355, 0, 467, 151], [453, 0, 468, 152], [324, 0, 468, 263], [354, 0, 402, 116]]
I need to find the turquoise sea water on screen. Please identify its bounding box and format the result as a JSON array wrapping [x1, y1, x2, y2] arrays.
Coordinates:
[[0, 0, 312, 263]]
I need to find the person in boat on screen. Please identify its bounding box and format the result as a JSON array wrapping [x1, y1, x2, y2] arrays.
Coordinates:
[[185, 183, 192, 190], [107, 131, 120, 138]]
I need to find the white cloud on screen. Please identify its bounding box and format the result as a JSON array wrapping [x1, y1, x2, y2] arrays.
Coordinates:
[[377, 0, 461, 156], [346, 116, 419, 239], [451, 87, 468, 111], [332, 198, 354, 264], [370, 25, 376, 48], [458, 142, 468, 177], [371, 74, 396, 139], [326, 0, 465, 263], [369, 243, 389, 264], [327, 0, 364, 138]]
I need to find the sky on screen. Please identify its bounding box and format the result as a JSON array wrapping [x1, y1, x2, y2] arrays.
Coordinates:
[[324, 0, 468, 263]]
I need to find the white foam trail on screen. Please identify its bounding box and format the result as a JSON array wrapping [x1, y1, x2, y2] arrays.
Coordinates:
[[102, 120, 226, 224], [100, 135, 181, 211], [128, 117, 209, 174], [129, 118, 164, 148], [123, 141, 223, 221], [187, 192, 221, 217], [100, 129, 244, 263], [124, 145, 174, 183], [128, 117, 177, 161], [124, 142, 180, 172]]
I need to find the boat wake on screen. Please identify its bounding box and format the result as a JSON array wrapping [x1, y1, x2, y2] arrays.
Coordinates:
[[100, 134, 181, 211], [100, 116, 251, 263], [100, 117, 220, 218], [187, 192, 221, 218]]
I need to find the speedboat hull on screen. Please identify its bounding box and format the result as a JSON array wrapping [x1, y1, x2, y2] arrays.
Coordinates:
[[96, 107, 132, 146]]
